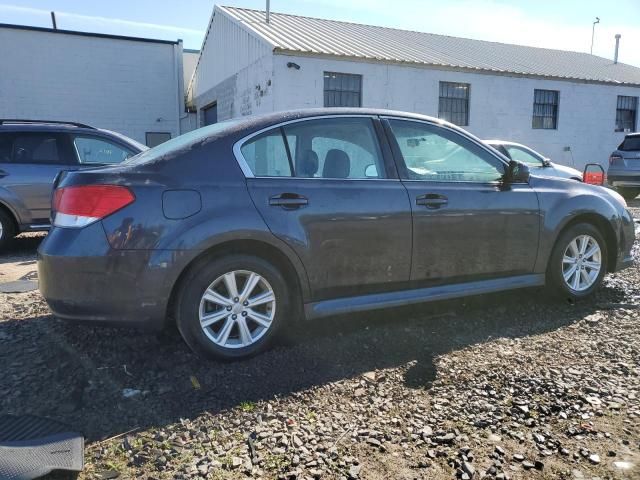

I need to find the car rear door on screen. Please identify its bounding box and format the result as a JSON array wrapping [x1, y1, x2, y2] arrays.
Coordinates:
[[240, 116, 412, 301], [0, 131, 76, 225], [383, 118, 541, 284]]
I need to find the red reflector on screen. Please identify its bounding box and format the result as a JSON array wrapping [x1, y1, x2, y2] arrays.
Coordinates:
[[583, 172, 604, 185], [53, 185, 135, 218]]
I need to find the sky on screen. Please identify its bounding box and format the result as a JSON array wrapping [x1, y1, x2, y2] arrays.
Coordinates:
[[1, 0, 639, 67]]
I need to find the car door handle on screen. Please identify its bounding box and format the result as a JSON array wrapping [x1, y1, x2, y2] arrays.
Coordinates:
[[269, 193, 308, 209], [0, 169, 8, 178], [416, 193, 448, 209]]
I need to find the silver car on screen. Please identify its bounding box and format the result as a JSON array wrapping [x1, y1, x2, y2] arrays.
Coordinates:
[[607, 133, 640, 200], [485, 140, 582, 181], [0, 120, 146, 249]]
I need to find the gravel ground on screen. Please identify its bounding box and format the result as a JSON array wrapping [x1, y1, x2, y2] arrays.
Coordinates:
[[1, 203, 639, 480]]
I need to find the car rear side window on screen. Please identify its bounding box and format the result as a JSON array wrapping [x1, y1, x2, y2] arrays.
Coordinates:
[[2, 133, 68, 165], [240, 129, 293, 177], [389, 119, 505, 183], [240, 117, 386, 179], [283, 117, 385, 179], [73, 135, 134, 164]]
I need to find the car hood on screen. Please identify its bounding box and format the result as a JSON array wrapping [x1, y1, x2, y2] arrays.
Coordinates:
[[529, 174, 628, 210], [551, 162, 583, 179]]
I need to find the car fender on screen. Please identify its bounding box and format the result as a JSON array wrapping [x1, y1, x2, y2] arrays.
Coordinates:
[[533, 180, 624, 273], [0, 186, 30, 227], [144, 209, 313, 303]]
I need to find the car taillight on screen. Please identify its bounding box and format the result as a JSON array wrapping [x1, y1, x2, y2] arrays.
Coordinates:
[[609, 154, 623, 164], [53, 185, 135, 228]]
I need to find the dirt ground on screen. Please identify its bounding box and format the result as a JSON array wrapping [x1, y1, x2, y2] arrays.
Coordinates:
[[1, 202, 639, 480]]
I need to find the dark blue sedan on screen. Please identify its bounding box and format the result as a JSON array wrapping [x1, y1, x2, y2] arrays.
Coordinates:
[[38, 109, 635, 360]]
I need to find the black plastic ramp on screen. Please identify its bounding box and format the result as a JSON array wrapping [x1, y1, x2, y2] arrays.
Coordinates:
[[0, 415, 83, 480]]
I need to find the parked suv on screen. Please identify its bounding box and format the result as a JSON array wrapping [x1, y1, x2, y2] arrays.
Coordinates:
[[38, 109, 634, 360], [607, 132, 640, 200], [485, 140, 582, 181], [0, 120, 146, 248]]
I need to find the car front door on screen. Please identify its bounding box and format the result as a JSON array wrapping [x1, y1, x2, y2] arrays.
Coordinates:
[[241, 116, 412, 301], [384, 118, 541, 284], [0, 131, 76, 225]]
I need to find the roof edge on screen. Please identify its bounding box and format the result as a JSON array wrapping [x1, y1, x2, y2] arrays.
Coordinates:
[[0, 22, 179, 45], [273, 49, 640, 88]]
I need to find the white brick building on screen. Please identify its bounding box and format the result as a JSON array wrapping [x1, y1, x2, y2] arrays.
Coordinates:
[[0, 24, 189, 145], [188, 6, 640, 170]]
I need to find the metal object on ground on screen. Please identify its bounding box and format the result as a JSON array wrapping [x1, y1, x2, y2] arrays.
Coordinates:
[[0, 415, 83, 480]]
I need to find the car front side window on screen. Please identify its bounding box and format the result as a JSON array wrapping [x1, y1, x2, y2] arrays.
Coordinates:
[[73, 136, 135, 164], [9, 133, 67, 165], [388, 119, 504, 183], [504, 145, 544, 167]]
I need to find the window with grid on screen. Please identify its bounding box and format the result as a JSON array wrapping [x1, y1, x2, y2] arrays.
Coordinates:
[[616, 96, 638, 132], [532, 89, 559, 129], [438, 82, 470, 126], [323, 72, 362, 107]]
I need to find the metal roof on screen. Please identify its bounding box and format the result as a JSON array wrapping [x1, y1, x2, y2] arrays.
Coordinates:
[[218, 6, 640, 87], [0, 22, 179, 45]]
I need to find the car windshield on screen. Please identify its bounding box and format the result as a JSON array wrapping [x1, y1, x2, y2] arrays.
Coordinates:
[[124, 119, 242, 165], [619, 136, 640, 151]]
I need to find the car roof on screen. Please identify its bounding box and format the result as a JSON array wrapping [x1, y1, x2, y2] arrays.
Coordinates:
[[0, 121, 146, 150], [625, 132, 640, 138]]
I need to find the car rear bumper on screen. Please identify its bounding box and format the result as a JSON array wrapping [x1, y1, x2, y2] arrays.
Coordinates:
[[37, 223, 172, 330], [607, 173, 640, 187]]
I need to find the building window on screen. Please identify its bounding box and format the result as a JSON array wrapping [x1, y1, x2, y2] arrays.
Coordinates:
[[532, 89, 559, 129], [324, 72, 362, 107], [146, 132, 171, 148], [438, 82, 470, 126], [616, 95, 638, 132]]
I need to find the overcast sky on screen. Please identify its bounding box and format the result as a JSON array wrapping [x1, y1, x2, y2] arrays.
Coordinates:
[[1, 0, 639, 67]]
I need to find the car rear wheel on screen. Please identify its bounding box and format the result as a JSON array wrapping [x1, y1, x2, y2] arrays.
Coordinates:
[[617, 187, 640, 201], [546, 223, 607, 301], [175, 254, 289, 360], [0, 209, 16, 250]]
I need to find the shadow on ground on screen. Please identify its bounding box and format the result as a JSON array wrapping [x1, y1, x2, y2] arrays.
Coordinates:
[[1, 274, 623, 443]]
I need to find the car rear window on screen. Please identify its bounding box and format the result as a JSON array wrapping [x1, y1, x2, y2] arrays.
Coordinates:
[[619, 136, 640, 151], [125, 119, 242, 166]]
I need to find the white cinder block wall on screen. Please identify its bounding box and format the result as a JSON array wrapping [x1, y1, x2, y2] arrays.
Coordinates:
[[272, 54, 640, 170], [0, 27, 182, 144]]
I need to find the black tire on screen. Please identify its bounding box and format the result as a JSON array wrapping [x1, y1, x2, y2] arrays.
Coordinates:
[[175, 254, 290, 360], [617, 187, 640, 201], [546, 223, 607, 301], [0, 208, 16, 250]]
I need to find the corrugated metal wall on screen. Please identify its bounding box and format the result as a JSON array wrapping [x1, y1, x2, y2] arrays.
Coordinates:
[[190, 7, 273, 102]]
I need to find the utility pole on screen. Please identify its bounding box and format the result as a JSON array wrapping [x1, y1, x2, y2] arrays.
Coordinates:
[[590, 17, 600, 54]]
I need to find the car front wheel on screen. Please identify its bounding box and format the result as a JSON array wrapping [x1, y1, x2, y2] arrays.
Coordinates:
[[546, 223, 607, 301], [175, 254, 289, 360]]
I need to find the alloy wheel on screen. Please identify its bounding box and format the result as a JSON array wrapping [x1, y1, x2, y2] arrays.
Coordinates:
[[198, 270, 276, 349], [562, 234, 602, 292]]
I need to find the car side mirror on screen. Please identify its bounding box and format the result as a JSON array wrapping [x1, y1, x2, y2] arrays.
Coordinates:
[[506, 160, 530, 183], [542, 158, 552, 167], [364, 164, 378, 178], [583, 163, 605, 185]]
